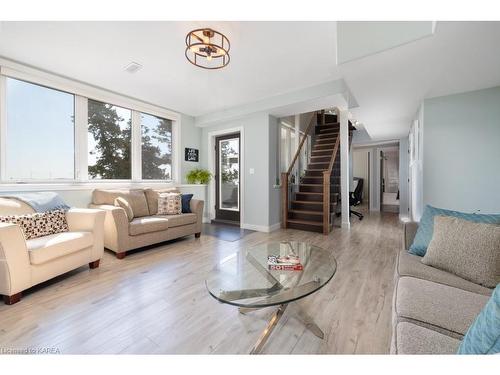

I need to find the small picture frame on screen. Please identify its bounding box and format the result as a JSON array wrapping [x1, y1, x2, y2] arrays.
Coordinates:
[[185, 148, 199, 162]]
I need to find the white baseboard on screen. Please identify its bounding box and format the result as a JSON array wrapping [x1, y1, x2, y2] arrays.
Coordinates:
[[241, 222, 281, 233]]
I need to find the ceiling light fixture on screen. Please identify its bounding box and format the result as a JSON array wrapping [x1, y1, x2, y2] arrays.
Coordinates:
[[185, 28, 230, 70]]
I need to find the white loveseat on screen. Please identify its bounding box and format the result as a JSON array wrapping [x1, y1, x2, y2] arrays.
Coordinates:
[[0, 197, 105, 305]]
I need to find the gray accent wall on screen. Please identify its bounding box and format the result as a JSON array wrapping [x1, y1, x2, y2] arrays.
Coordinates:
[[423, 86, 500, 213], [200, 112, 279, 231]]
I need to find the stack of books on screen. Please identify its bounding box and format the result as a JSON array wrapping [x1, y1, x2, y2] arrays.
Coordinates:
[[267, 254, 303, 271]]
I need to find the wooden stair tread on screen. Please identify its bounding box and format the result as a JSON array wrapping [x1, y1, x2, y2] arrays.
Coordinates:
[[313, 143, 336, 146], [291, 200, 322, 204], [289, 209, 323, 215], [286, 219, 323, 226], [296, 191, 338, 195]]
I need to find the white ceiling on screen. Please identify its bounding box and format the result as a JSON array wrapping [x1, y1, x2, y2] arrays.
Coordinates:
[[0, 21, 499, 140], [340, 21, 500, 139]]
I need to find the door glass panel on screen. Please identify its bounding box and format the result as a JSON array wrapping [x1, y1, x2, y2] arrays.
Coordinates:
[[219, 138, 239, 211]]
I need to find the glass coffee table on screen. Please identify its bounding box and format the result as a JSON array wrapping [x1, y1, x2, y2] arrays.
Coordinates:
[[206, 241, 337, 354]]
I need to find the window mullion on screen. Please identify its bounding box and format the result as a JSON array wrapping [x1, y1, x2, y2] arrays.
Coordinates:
[[131, 110, 142, 182], [74, 95, 88, 182]]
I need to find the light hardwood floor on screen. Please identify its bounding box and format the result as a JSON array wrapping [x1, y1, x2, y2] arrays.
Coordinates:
[[0, 209, 402, 354]]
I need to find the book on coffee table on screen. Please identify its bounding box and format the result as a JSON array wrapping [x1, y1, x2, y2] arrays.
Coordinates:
[[267, 255, 303, 271]]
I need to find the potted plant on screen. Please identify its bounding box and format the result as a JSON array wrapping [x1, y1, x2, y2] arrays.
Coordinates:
[[186, 169, 212, 184]]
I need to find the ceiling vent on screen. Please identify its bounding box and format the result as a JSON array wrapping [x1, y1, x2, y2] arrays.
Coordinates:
[[124, 62, 142, 74]]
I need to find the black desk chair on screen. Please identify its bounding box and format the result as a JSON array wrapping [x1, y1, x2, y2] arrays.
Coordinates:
[[335, 178, 364, 221], [350, 178, 364, 220]]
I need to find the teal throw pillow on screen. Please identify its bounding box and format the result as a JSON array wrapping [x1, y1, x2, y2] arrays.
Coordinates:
[[458, 284, 500, 354]]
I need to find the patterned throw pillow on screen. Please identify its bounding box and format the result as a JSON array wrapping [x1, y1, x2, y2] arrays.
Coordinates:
[[157, 193, 182, 215], [0, 209, 69, 240]]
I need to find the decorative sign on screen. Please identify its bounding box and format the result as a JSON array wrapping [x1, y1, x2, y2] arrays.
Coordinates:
[[185, 148, 199, 162]]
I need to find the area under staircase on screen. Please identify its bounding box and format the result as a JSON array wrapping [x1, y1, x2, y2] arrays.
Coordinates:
[[281, 110, 353, 234]]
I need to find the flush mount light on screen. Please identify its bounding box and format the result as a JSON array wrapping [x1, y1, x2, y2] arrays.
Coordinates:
[[185, 28, 230, 70]]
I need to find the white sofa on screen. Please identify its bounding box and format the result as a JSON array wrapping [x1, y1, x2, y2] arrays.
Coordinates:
[[0, 197, 105, 305]]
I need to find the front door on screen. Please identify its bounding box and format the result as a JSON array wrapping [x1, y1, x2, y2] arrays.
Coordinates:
[[215, 133, 240, 224]]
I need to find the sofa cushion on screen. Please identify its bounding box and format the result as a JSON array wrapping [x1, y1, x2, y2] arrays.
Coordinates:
[[27, 231, 93, 265], [396, 276, 489, 336], [409, 205, 500, 256], [144, 188, 180, 215], [422, 216, 500, 288], [114, 197, 134, 222], [158, 213, 197, 228], [128, 216, 169, 236], [0, 209, 69, 240], [458, 284, 500, 354], [395, 322, 460, 354], [397, 250, 492, 296], [92, 189, 150, 217]]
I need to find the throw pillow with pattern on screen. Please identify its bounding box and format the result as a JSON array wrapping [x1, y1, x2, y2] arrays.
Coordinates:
[[0, 209, 69, 240], [157, 193, 182, 215]]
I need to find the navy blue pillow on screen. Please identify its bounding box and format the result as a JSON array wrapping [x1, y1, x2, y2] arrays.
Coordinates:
[[181, 194, 193, 213]]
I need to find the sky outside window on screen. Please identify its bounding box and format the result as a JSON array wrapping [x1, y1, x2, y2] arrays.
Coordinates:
[[5, 77, 75, 180]]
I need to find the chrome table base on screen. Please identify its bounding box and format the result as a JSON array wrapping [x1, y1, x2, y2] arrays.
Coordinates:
[[240, 303, 325, 354]]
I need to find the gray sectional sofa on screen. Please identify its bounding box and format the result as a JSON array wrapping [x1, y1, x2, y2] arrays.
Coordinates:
[[391, 222, 493, 354]]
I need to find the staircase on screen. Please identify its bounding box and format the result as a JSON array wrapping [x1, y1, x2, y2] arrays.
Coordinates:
[[281, 111, 353, 234]]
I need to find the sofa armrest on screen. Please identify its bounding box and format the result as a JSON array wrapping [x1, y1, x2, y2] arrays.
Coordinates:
[[66, 208, 106, 261], [89, 204, 129, 253], [190, 199, 204, 233], [403, 222, 419, 250], [0, 223, 31, 296]]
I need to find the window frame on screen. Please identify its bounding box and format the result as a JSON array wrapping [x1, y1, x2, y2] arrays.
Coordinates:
[[0, 62, 180, 187]]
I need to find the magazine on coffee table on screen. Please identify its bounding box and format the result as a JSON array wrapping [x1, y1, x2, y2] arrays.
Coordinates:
[[267, 254, 303, 271]]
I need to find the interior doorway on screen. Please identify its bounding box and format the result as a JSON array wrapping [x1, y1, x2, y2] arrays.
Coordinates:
[[380, 147, 400, 213], [213, 133, 241, 225]]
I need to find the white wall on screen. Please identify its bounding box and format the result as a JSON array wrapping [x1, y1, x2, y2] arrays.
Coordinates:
[[422, 86, 500, 213], [409, 105, 424, 221]]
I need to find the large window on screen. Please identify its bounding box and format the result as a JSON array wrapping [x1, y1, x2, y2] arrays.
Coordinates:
[[141, 113, 172, 180], [5, 78, 75, 180], [1, 70, 177, 185], [87, 99, 132, 180]]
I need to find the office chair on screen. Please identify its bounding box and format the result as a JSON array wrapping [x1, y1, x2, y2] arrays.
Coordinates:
[[335, 178, 364, 221], [350, 178, 364, 220]]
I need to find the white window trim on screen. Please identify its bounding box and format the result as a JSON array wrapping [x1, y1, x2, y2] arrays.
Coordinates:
[[0, 58, 181, 187]]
